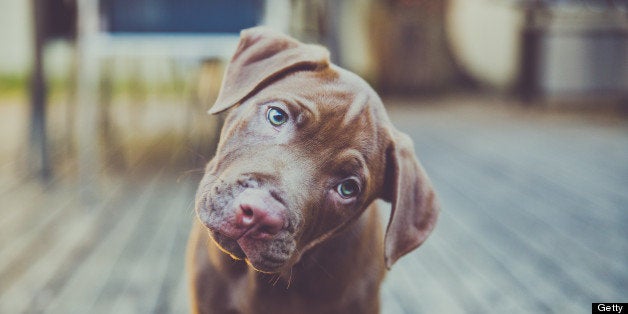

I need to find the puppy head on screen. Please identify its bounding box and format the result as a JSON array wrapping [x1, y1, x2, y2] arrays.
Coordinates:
[[195, 27, 438, 273]]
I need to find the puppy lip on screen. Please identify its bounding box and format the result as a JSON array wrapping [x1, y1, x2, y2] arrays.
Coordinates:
[[208, 227, 292, 270], [246, 260, 284, 273], [237, 237, 292, 272], [241, 228, 275, 240], [244, 254, 289, 273], [209, 230, 246, 259], [250, 262, 284, 273], [211, 223, 253, 241]]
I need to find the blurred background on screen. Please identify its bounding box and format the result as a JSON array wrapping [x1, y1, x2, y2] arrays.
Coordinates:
[[0, 0, 626, 313]]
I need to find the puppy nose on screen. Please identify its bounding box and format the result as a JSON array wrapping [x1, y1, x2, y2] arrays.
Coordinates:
[[234, 189, 286, 238]]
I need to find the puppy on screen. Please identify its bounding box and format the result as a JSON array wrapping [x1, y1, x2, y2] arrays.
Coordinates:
[[187, 27, 439, 314]]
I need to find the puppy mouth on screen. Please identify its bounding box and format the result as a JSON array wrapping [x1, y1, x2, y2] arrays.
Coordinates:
[[209, 230, 246, 259], [198, 179, 298, 273], [208, 228, 294, 273]]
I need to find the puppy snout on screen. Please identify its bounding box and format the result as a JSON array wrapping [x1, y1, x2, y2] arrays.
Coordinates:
[[235, 189, 287, 238]]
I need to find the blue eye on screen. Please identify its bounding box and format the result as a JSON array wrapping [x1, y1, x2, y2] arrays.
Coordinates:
[[267, 107, 288, 126], [337, 179, 359, 198]]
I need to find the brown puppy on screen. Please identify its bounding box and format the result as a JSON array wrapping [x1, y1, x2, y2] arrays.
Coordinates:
[[187, 27, 439, 314]]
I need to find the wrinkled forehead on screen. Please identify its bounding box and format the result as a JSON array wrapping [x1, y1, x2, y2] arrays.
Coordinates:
[[252, 66, 389, 125], [243, 66, 391, 177]]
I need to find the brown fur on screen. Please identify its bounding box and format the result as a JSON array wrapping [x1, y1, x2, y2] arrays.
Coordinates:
[[187, 27, 439, 314]]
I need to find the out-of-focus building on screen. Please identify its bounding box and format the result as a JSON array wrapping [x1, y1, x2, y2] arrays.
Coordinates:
[[2, 0, 627, 99]]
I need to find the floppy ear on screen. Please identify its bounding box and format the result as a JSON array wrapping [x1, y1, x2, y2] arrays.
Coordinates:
[[208, 26, 330, 114], [382, 130, 439, 269]]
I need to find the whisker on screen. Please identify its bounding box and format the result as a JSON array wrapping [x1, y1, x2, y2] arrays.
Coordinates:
[[184, 144, 210, 163], [177, 167, 205, 182], [286, 267, 294, 289], [187, 201, 196, 218], [268, 274, 280, 286], [309, 255, 334, 280]]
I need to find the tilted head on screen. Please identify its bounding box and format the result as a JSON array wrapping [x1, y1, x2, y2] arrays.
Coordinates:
[[195, 27, 438, 273]]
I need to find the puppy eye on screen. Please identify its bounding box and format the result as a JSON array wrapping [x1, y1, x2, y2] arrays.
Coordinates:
[[336, 179, 360, 198], [267, 107, 288, 126]]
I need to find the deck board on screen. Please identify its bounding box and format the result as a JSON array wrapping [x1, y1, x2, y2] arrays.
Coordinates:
[[46, 177, 165, 314], [386, 102, 627, 312], [431, 138, 623, 300], [1, 97, 626, 313]]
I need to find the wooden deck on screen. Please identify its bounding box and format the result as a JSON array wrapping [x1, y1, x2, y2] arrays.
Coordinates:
[[1, 95, 626, 313]]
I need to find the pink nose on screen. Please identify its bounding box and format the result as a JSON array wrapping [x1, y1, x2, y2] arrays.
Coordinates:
[[234, 189, 286, 238]]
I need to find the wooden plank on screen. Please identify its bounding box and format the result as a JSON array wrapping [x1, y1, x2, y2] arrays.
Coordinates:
[[0, 186, 79, 296], [386, 255, 467, 313], [0, 166, 32, 196], [430, 179, 571, 312], [170, 264, 192, 314], [419, 215, 537, 312], [462, 126, 628, 261], [106, 181, 190, 314], [87, 179, 188, 313], [437, 137, 620, 295], [0, 179, 49, 240], [0, 180, 128, 312], [0, 164, 77, 250], [44, 175, 164, 313], [431, 210, 543, 312], [383, 249, 467, 314], [400, 121, 625, 308], [151, 182, 196, 314], [379, 204, 467, 314], [398, 108, 627, 254], [0, 129, 176, 312], [457, 123, 628, 216], [417, 144, 585, 312], [423, 127, 627, 274]]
